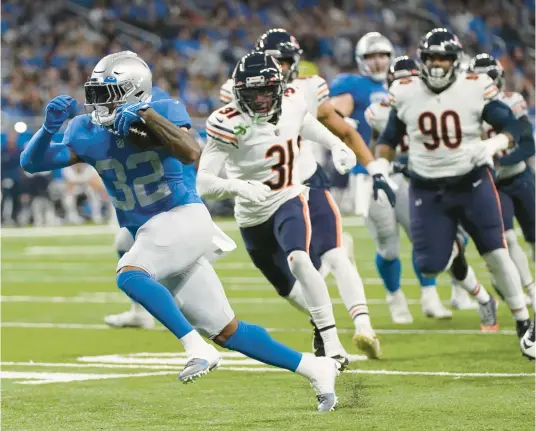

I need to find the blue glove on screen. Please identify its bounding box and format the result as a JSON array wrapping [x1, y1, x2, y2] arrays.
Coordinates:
[[372, 174, 397, 207], [392, 161, 409, 178], [114, 102, 150, 136], [43, 95, 77, 134]]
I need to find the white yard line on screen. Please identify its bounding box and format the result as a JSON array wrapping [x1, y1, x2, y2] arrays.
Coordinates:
[[0, 293, 479, 307], [0, 321, 516, 335], [1, 363, 531, 380], [2, 218, 367, 238]]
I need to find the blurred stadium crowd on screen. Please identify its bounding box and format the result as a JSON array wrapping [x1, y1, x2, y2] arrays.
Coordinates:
[[2, 0, 535, 226]]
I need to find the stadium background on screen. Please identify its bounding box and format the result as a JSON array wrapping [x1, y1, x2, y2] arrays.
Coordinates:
[[2, 0, 535, 224]]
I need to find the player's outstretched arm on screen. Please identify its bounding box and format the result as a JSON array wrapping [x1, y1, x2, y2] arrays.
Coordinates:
[[139, 108, 200, 164], [317, 100, 374, 167], [20, 96, 79, 173], [197, 138, 270, 203], [375, 110, 406, 162], [498, 116, 535, 166]]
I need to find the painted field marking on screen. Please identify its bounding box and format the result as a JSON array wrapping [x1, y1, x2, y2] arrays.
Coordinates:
[[0, 321, 517, 335], [1, 350, 531, 386]]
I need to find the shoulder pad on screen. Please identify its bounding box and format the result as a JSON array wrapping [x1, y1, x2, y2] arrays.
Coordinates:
[[479, 74, 500, 101], [219, 79, 234, 104], [503, 91, 528, 118], [206, 105, 242, 148]]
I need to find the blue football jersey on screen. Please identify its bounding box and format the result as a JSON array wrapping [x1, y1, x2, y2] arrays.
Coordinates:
[[330, 73, 388, 174], [63, 99, 202, 228]]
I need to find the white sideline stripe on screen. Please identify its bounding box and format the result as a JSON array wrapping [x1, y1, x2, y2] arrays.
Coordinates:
[[0, 321, 516, 335], [1, 217, 366, 238], [1, 364, 531, 379]]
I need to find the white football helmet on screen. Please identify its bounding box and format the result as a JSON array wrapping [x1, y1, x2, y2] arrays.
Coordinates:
[[84, 51, 152, 126], [355, 32, 394, 82]]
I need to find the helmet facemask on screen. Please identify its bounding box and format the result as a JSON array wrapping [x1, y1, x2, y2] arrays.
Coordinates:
[[420, 52, 460, 92], [234, 81, 283, 123], [84, 79, 140, 127], [362, 53, 392, 81]]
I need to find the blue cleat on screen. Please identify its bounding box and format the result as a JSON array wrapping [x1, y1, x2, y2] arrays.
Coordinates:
[[178, 345, 221, 384]]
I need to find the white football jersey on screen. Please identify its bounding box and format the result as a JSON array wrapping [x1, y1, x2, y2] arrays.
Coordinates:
[[365, 100, 409, 153], [207, 85, 308, 227], [218, 75, 330, 183], [483, 91, 528, 180], [389, 72, 500, 179]]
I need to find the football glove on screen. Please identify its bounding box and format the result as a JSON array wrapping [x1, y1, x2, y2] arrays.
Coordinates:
[[43, 95, 77, 134], [114, 102, 150, 136], [392, 160, 410, 177], [229, 179, 271, 204], [366, 158, 397, 208], [332, 144, 357, 175]]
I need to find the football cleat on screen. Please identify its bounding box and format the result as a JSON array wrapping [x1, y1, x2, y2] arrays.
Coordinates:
[[520, 319, 535, 360], [352, 326, 382, 359], [331, 354, 350, 371], [479, 298, 499, 332], [515, 319, 531, 339], [421, 289, 453, 319], [178, 344, 221, 384], [104, 308, 155, 329], [307, 356, 340, 412], [387, 290, 413, 324], [450, 282, 479, 310], [317, 394, 338, 413]]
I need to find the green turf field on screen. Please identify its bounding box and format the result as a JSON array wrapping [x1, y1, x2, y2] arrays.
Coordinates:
[[2, 220, 535, 431]]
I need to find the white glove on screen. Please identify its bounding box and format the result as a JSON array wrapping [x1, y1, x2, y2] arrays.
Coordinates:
[[229, 179, 271, 203], [471, 134, 510, 166], [332, 144, 357, 175]]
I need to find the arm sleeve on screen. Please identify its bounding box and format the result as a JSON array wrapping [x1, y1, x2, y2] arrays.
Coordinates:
[[482, 100, 520, 143], [20, 127, 74, 174], [150, 99, 192, 129], [299, 112, 344, 150], [378, 110, 407, 149], [498, 116, 535, 166], [196, 137, 235, 199]]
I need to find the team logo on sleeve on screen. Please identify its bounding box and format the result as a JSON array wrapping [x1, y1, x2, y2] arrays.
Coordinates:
[[233, 123, 251, 137]]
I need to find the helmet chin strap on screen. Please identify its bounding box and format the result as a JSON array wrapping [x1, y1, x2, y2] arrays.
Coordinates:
[[91, 106, 117, 127]]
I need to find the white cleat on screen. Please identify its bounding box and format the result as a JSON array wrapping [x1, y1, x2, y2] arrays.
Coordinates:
[[104, 309, 155, 329], [450, 283, 478, 310], [422, 289, 453, 320], [307, 355, 341, 412], [387, 290, 413, 324], [179, 344, 222, 383], [520, 320, 535, 360], [352, 325, 381, 359]]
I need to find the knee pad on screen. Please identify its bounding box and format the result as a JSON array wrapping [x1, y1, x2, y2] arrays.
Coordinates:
[[375, 234, 400, 261], [287, 250, 314, 275], [115, 227, 135, 255], [321, 247, 348, 273], [504, 229, 518, 249]]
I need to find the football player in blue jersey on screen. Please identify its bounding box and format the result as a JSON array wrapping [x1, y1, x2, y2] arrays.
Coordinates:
[[331, 33, 451, 322], [21, 51, 342, 412]]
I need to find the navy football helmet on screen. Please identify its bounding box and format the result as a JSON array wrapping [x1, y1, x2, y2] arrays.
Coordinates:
[[468, 53, 505, 90], [232, 51, 284, 122], [387, 56, 420, 88], [417, 28, 463, 92], [256, 28, 302, 82]]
